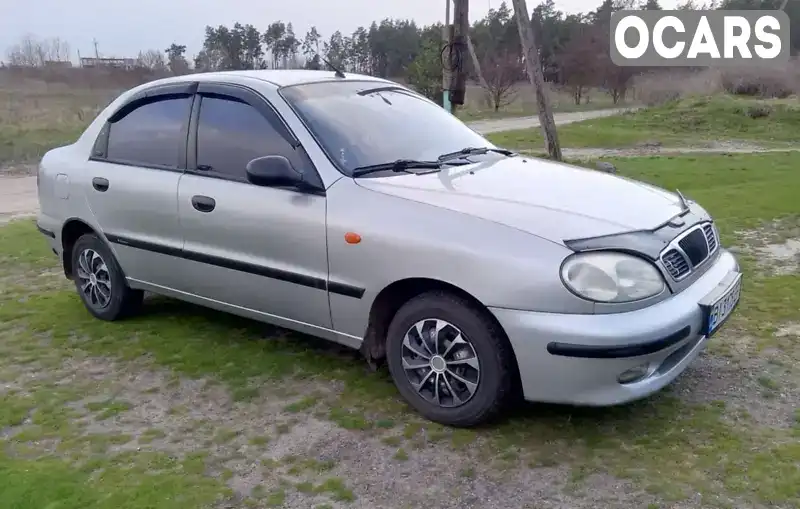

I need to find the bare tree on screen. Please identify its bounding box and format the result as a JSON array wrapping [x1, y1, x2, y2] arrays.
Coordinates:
[[481, 51, 522, 111], [601, 58, 637, 104], [137, 49, 167, 70], [467, 36, 493, 108], [6, 35, 72, 66], [558, 25, 603, 105], [510, 0, 562, 161], [6, 34, 43, 66], [47, 37, 71, 62]]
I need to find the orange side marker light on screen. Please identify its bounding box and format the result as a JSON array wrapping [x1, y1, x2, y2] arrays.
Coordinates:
[[344, 232, 362, 244]]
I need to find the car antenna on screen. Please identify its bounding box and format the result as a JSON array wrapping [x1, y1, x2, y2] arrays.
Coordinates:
[[675, 189, 690, 212], [318, 53, 346, 78]]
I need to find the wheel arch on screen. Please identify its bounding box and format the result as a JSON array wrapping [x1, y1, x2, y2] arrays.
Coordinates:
[[60, 218, 101, 278], [361, 277, 522, 386]]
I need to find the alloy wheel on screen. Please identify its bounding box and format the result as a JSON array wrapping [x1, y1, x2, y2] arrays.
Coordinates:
[[400, 318, 481, 408], [76, 248, 112, 309]]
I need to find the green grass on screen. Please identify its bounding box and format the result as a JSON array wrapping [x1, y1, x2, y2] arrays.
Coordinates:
[[487, 95, 800, 149], [86, 399, 133, 420], [0, 451, 224, 509], [393, 448, 409, 461], [596, 152, 800, 233], [0, 124, 87, 164], [0, 151, 799, 507], [312, 477, 357, 502], [0, 87, 113, 165], [265, 487, 286, 506]]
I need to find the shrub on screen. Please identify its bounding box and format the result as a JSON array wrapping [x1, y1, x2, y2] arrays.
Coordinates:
[[632, 59, 800, 105], [720, 65, 795, 99]]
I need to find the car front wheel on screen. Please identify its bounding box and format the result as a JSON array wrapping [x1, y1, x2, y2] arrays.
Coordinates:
[[71, 233, 143, 321], [386, 291, 516, 427]]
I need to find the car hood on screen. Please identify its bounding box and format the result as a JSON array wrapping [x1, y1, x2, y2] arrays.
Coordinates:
[[354, 156, 685, 243]]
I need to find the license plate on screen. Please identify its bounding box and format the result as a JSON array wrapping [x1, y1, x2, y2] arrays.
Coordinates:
[[701, 272, 742, 337]]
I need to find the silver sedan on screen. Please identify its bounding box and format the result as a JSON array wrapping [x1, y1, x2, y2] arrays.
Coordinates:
[[35, 70, 742, 426]]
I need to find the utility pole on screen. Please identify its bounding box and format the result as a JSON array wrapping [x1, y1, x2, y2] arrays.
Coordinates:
[[448, 0, 469, 108], [442, 0, 452, 112], [510, 0, 562, 161]]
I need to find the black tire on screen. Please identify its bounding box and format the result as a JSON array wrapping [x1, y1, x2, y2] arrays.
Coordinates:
[[70, 233, 143, 321], [385, 291, 516, 427]]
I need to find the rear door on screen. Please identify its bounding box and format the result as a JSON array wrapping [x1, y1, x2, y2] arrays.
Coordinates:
[[176, 82, 332, 331], [84, 82, 196, 288]]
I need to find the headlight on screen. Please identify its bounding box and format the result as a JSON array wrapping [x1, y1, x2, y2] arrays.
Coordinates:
[[560, 252, 665, 303]]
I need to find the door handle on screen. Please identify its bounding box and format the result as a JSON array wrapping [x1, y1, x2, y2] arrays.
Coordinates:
[[92, 177, 109, 192], [191, 195, 216, 213]]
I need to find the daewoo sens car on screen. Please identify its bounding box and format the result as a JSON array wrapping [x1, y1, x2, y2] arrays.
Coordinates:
[[36, 70, 742, 427]]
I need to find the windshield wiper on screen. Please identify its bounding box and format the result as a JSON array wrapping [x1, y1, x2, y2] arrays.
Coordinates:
[[351, 159, 442, 177], [437, 146, 516, 163]]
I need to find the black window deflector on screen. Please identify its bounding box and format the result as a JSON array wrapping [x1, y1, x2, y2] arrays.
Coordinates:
[[107, 81, 198, 123]]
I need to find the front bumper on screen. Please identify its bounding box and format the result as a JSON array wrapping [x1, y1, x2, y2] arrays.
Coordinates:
[[490, 248, 740, 406]]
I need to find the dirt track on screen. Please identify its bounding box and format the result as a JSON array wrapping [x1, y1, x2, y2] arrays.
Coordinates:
[[467, 107, 633, 133], [0, 171, 38, 224]]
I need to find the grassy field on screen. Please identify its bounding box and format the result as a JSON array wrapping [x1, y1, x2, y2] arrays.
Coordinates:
[[487, 95, 800, 150], [0, 87, 118, 164], [1, 150, 798, 508]]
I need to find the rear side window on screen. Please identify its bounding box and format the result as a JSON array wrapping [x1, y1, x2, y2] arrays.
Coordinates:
[[106, 96, 191, 168], [196, 95, 302, 180]]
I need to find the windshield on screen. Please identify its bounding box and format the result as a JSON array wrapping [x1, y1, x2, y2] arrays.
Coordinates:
[[280, 81, 497, 177]]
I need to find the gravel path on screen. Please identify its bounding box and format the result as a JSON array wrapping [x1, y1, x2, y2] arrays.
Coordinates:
[[468, 108, 635, 134], [0, 169, 39, 225]]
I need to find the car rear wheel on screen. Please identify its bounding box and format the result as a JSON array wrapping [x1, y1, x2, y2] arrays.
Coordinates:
[[386, 291, 516, 427], [71, 233, 143, 321]]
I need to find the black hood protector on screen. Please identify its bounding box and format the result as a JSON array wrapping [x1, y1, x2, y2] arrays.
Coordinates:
[[563, 206, 709, 260]]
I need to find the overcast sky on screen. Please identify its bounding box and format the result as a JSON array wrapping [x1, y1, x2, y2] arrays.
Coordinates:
[[3, 0, 679, 61]]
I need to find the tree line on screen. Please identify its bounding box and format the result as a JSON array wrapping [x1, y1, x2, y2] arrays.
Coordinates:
[[5, 0, 798, 109], [171, 0, 800, 107]]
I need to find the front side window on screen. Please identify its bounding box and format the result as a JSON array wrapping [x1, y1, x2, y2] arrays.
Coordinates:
[[106, 96, 191, 168], [280, 81, 495, 176], [196, 95, 300, 180]]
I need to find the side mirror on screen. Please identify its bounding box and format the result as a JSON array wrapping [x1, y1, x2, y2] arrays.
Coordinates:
[[245, 156, 304, 188]]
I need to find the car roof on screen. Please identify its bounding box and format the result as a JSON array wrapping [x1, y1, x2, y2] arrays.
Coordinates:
[[141, 69, 393, 90]]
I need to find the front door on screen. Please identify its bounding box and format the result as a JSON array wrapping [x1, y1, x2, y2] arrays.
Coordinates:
[[176, 83, 332, 330]]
